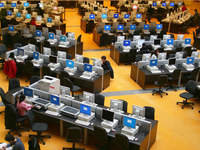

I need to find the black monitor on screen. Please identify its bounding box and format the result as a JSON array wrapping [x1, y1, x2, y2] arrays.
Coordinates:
[[102, 109, 114, 122], [94, 7, 98, 11], [49, 55, 57, 63], [169, 58, 176, 65], [154, 39, 161, 45], [126, 1, 129, 4]]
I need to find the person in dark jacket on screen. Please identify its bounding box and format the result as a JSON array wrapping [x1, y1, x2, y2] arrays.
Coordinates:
[[101, 56, 114, 79], [147, 5, 154, 23], [140, 43, 149, 54], [2, 134, 25, 150], [111, 32, 123, 45]]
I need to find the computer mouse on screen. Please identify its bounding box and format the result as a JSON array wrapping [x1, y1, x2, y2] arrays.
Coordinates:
[[91, 123, 94, 126], [112, 129, 115, 132], [135, 138, 138, 141]]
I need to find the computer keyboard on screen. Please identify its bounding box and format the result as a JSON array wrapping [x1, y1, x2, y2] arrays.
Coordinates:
[[50, 68, 55, 71], [80, 75, 91, 80], [121, 133, 135, 140], [33, 63, 40, 67], [75, 119, 90, 126], [164, 48, 173, 51], [45, 110, 59, 116], [58, 44, 67, 48], [151, 70, 162, 74]]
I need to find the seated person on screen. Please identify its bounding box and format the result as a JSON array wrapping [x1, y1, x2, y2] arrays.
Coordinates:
[[101, 56, 114, 79], [3, 52, 17, 78], [111, 32, 123, 45], [2, 134, 25, 150], [151, 49, 159, 59], [95, 19, 101, 29], [140, 43, 149, 54], [182, 3, 186, 12], [17, 94, 34, 117], [30, 17, 39, 26]]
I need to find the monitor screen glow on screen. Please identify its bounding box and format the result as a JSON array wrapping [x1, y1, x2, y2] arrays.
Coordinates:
[[49, 33, 54, 40], [143, 24, 149, 30], [162, 3, 166, 6], [36, 30, 41, 37], [53, 6, 58, 11], [123, 116, 136, 129], [84, 64, 93, 72], [11, 3, 17, 7], [167, 39, 174, 45], [114, 14, 119, 18], [24, 87, 34, 98], [170, 3, 175, 7], [152, 3, 157, 6], [136, 14, 141, 19], [102, 14, 107, 19], [123, 40, 131, 46], [150, 59, 158, 67], [9, 25, 14, 32], [33, 52, 39, 60], [7, 11, 12, 16], [24, 2, 29, 7], [26, 14, 31, 19], [47, 17, 52, 23], [17, 12, 21, 18], [80, 104, 91, 116], [50, 94, 60, 106], [117, 25, 124, 30], [104, 25, 111, 31], [185, 38, 191, 44], [66, 60, 74, 68], [89, 14, 95, 19], [124, 14, 129, 19], [0, 3, 4, 7], [156, 24, 162, 30], [61, 35, 66, 42], [130, 25, 136, 30], [132, 5, 138, 10], [186, 57, 194, 65]]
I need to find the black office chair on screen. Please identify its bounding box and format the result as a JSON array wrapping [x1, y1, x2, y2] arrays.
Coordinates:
[[175, 47, 183, 52], [184, 46, 192, 57], [88, 20, 95, 33], [77, 34, 82, 42], [8, 78, 20, 91], [133, 30, 140, 35], [135, 54, 142, 62], [125, 49, 137, 65], [169, 53, 175, 58], [150, 29, 156, 35], [60, 71, 70, 85], [144, 36, 150, 41], [0, 87, 6, 114], [119, 99, 128, 113], [157, 47, 164, 53], [63, 77, 81, 97], [27, 110, 51, 145], [152, 75, 168, 98], [93, 125, 110, 150], [28, 137, 40, 150], [67, 54, 72, 60], [14, 43, 22, 49], [169, 34, 174, 39], [30, 76, 40, 85], [185, 67, 200, 81], [63, 127, 85, 150], [166, 69, 181, 91], [115, 133, 130, 150], [83, 57, 90, 63], [43, 41, 50, 48], [100, 33, 109, 47], [29, 38, 37, 45], [41, 66, 52, 78], [95, 94, 105, 106], [25, 60, 35, 82], [177, 80, 197, 109], [144, 106, 155, 120], [51, 47, 57, 55]]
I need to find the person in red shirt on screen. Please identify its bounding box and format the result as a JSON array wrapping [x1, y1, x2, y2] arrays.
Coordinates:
[[30, 17, 39, 26], [182, 3, 186, 12]]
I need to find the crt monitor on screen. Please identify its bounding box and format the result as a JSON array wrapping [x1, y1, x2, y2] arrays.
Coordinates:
[[24, 87, 34, 98], [102, 109, 114, 122], [104, 25, 111, 31], [170, 3, 175, 7], [94, 7, 98, 11], [18, 48, 24, 56], [124, 14, 129, 19], [89, 14, 95, 20], [130, 25, 136, 30], [191, 51, 199, 58], [49, 33, 55, 40], [123, 40, 131, 47], [178, 2, 182, 6], [143, 24, 149, 30], [93, 59, 102, 67], [149, 59, 158, 67], [84, 64, 93, 72], [132, 105, 145, 118], [53, 6, 58, 11], [50, 94, 60, 106], [49, 55, 57, 64], [123, 116, 136, 129], [42, 27, 49, 33], [60, 86, 71, 96], [152, 2, 157, 6], [75, 54, 83, 63], [60, 35, 67, 42], [56, 29, 61, 36], [117, 36, 125, 42], [39, 3, 43, 8], [11, 3, 17, 7], [24, 2, 29, 7], [0, 3, 4, 7], [33, 52, 40, 60], [154, 39, 161, 45], [114, 14, 119, 19], [43, 47, 51, 55], [163, 35, 171, 40], [110, 99, 123, 112], [36, 30, 42, 37], [162, 2, 166, 6], [30, 25, 36, 31], [142, 53, 151, 61], [177, 35, 184, 40], [158, 52, 167, 60], [175, 52, 183, 59], [16, 12, 21, 18], [68, 32, 75, 38], [7, 11, 12, 16], [150, 35, 158, 41], [117, 25, 124, 30], [66, 59, 74, 68], [133, 35, 141, 41], [156, 24, 162, 30], [185, 38, 191, 44], [186, 57, 194, 65], [23, 28, 29, 34], [167, 39, 174, 45], [83, 91, 95, 104], [80, 104, 91, 116], [36, 16, 42, 21], [26, 14, 31, 19], [9, 25, 14, 32], [138, 39, 145, 47], [132, 5, 138, 10], [57, 51, 66, 59], [47, 17, 52, 23], [136, 14, 141, 19], [169, 58, 176, 65], [102, 14, 107, 19]]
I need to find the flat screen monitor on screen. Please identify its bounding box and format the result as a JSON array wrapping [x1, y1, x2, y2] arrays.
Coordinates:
[[104, 25, 111, 31], [170, 3, 175, 7], [177, 35, 184, 40], [132, 105, 145, 118], [154, 39, 161, 45], [60, 35, 66, 42], [130, 25, 136, 30], [175, 52, 183, 59], [132, 5, 138, 10], [36, 30, 41, 37], [133, 35, 141, 41], [110, 99, 123, 112], [124, 14, 129, 19], [66, 59, 74, 68], [24, 2, 29, 7], [49, 55, 57, 63], [136, 14, 141, 19], [84, 64, 93, 72], [49, 33, 54, 40], [156, 24, 162, 30], [163, 35, 170, 40], [7, 11, 12, 16], [75, 54, 83, 63], [50, 94, 60, 106], [102, 14, 107, 19], [33, 52, 40, 60], [39, 3, 43, 8], [56, 29, 61, 36], [24, 87, 34, 98], [186, 57, 194, 65], [150, 35, 158, 41], [36, 16, 42, 21], [123, 40, 131, 47], [185, 38, 191, 44], [149, 59, 158, 67], [142, 53, 151, 61], [162, 2, 166, 7], [89, 14, 95, 20], [114, 14, 119, 19], [17, 48, 24, 56], [26, 14, 31, 19], [169, 58, 176, 65], [94, 7, 98, 11], [117, 25, 124, 30], [0, 3, 4, 7], [83, 91, 95, 104], [158, 52, 167, 60], [11, 3, 17, 7], [80, 104, 91, 116], [9, 25, 14, 32], [57, 51, 66, 59], [47, 17, 52, 23], [117, 36, 125, 42], [17, 12, 21, 18], [143, 24, 149, 30], [167, 39, 174, 45], [53, 6, 58, 11], [138, 39, 145, 47], [102, 109, 114, 122], [123, 116, 136, 129], [152, 2, 157, 6]]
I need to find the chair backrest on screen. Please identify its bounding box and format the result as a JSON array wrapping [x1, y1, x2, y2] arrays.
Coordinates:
[[119, 99, 128, 113], [191, 67, 200, 80], [43, 41, 50, 47], [158, 47, 164, 52], [42, 66, 52, 77], [157, 75, 168, 85], [144, 36, 150, 41], [184, 46, 192, 56], [27, 110, 35, 129], [67, 54, 72, 60], [169, 53, 175, 58], [14, 43, 22, 49], [0, 44, 7, 54], [83, 57, 90, 63], [95, 94, 105, 106], [115, 133, 129, 149], [144, 106, 155, 120], [0, 87, 6, 105], [77, 34, 82, 42], [175, 47, 182, 52], [185, 80, 197, 95], [25, 60, 34, 73], [93, 125, 107, 141], [30, 76, 40, 85], [28, 137, 40, 150], [9, 78, 20, 91], [30, 38, 37, 45], [63, 77, 73, 91], [66, 127, 82, 142], [136, 54, 142, 62], [172, 69, 181, 80], [169, 34, 174, 39]]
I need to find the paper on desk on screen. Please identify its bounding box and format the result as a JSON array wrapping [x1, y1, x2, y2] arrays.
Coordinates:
[[0, 143, 13, 150]]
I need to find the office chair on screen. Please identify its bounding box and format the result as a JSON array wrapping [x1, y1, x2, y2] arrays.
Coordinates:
[[51, 47, 57, 55], [83, 57, 90, 64], [63, 77, 81, 97], [67, 54, 72, 60], [41, 66, 52, 78], [43, 41, 51, 48], [175, 47, 183, 52], [169, 34, 174, 39], [133, 30, 140, 35], [184, 46, 192, 57], [144, 106, 155, 120], [144, 36, 150, 41], [150, 29, 156, 35], [125, 49, 137, 65], [166, 69, 181, 91], [100, 33, 109, 47], [30, 76, 40, 85], [157, 15, 162, 23], [88, 20, 95, 34], [115, 133, 130, 150], [152, 75, 168, 98], [14, 43, 22, 49], [27, 110, 51, 145], [0, 87, 6, 114], [157, 47, 164, 53], [63, 127, 85, 150], [77, 34, 82, 42], [119, 99, 128, 113], [29, 38, 37, 45], [135, 54, 142, 62], [95, 94, 105, 106], [169, 53, 175, 58], [93, 125, 110, 150], [28, 137, 40, 150], [25, 60, 35, 82], [177, 80, 197, 109], [185, 67, 200, 81], [60, 71, 70, 85], [8, 78, 20, 91]]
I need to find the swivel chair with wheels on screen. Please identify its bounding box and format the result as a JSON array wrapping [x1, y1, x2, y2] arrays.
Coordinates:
[[0, 87, 6, 114], [115, 133, 130, 150], [8, 78, 20, 91], [125, 49, 137, 65], [30, 76, 40, 85], [63, 77, 81, 97], [185, 67, 200, 81], [166, 69, 181, 91], [152, 75, 168, 97], [67, 54, 72, 60], [144, 106, 155, 120], [60, 71, 70, 85], [135, 54, 142, 62], [95, 94, 105, 106]]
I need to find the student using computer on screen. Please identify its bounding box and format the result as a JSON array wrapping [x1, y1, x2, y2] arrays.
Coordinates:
[[140, 43, 149, 54], [151, 49, 159, 59], [147, 5, 154, 23], [181, 3, 186, 12], [1, 134, 25, 150], [101, 56, 114, 79], [30, 17, 39, 26], [111, 32, 123, 45]]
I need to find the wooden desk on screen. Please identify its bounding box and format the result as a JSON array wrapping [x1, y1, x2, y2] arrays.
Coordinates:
[[161, 21, 185, 34]]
